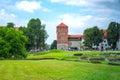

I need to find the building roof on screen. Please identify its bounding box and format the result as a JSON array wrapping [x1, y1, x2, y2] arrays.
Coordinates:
[[57, 22, 68, 28], [68, 35, 83, 39]]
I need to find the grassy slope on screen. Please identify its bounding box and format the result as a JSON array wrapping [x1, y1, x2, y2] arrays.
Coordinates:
[[27, 50, 120, 59], [0, 60, 120, 80]]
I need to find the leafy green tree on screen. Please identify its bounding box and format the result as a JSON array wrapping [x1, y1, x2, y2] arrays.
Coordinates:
[[19, 26, 31, 51], [84, 26, 103, 48], [0, 27, 28, 59], [117, 23, 120, 39], [107, 22, 120, 49], [50, 40, 57, 49], [20, 18, 48, 51], [6, 22, 14, 28], [44, 43, 50, 50]]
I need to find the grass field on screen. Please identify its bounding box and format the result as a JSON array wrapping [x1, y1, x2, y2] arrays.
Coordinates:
[[0, 60, 120, 80], [27, 50, 120, 60], [27, 50, 105, 58], [0, 50, 120, 80]]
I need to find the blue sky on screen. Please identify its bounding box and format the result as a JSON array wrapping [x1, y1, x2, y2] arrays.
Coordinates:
[[0, 0, 120, 44]]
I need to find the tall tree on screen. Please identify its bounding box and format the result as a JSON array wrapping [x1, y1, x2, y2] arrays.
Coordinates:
[[107, 22, 120, 49], [6, 22, 14, 28], [19, 26, 31, 51], [117, 23, 120, 39], [50, 40, 57, 49], [20, 18, 48, 51], [84, 26, 103, 48]]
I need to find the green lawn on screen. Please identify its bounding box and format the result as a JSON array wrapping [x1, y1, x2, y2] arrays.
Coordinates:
[[27, 51, 102, 59], [0, 50, 120, 80], [0, 60, 120, 80], [27, 50, 120, 60]]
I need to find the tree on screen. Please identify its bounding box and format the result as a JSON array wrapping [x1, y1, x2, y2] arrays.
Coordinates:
[[0, 27, 28, 59], [50, 40, 57, 49], [6, 22, 14, 28], [20, 18, 48, 51], [117, 23, 120, 39], [107, 22, 120, 49], [19, 26, 31, 51], [44, 43, 50, 50], [83, 26, 103, 49]]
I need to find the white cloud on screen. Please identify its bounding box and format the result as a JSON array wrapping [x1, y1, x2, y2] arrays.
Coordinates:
[[10, 13, 16, 17], [42, 20, 59, 44], [15, 1, 41, 13], [0, 9, 16, 22], [51, 0, 118, 6], [0, 9, 27, 26], [42, 7, 51, 12], [15, 1, 50, 13], [59, 14, 92, 28], [51, 0, 89, 6]]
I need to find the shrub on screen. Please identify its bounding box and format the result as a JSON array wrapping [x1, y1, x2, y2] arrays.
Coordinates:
[[89, 58, 105, 60], [90, 60, 101, 64], [74, 53, 83, 56], [108, 62, 120, 66], [0, 27, 28, 59]]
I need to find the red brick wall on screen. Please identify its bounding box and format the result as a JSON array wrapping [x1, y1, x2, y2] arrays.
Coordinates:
[[57, 27, 68, 44]]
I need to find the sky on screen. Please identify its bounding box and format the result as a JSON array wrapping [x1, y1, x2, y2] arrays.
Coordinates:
[[0, 0, 120, 44]]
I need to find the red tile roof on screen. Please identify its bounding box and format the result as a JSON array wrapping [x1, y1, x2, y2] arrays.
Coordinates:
[[57, 22, 68, 28], [68, 35, 83, 39]]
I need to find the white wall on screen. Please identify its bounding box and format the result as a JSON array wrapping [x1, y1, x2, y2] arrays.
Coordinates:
[[69, 41, 81, 49], [116, 40, 120, 50], [57, 44, 68, 50]]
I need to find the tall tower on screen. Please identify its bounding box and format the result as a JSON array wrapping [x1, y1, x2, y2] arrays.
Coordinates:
[[56, 22, 68, 50]]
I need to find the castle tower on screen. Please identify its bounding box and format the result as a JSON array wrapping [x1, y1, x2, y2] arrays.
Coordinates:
[[56, 22, 68, 50]]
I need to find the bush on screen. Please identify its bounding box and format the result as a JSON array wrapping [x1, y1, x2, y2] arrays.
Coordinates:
[[90, 60, 101, 64], [89, 58, 105, 60], [0, 27, 28, 59], [74, 53, 83, 56], [108, 62, 120, 66]]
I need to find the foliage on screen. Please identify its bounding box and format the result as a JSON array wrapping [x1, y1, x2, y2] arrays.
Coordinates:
[[19, 18, 48, 51], [6, 22, 14, 28], [44, 43, 50, 50], [19, 26, 31, 51], [0, 27, 28, 59], [50, 40, 57, 49], [84, 26, 103, 48], [107, 22, 120, 49], [117, 23, 120, 36]]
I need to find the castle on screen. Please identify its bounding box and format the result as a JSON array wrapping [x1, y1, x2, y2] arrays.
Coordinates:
[[56, 22, 120, 50], [56, 22, 83, 50]]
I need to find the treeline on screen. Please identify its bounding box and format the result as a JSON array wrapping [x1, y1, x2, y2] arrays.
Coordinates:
[[84, 22, 120, 49], [0, 18, 48, 59]]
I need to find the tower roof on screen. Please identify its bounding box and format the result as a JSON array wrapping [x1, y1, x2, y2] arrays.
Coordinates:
[[57, 22, 68, 28]]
